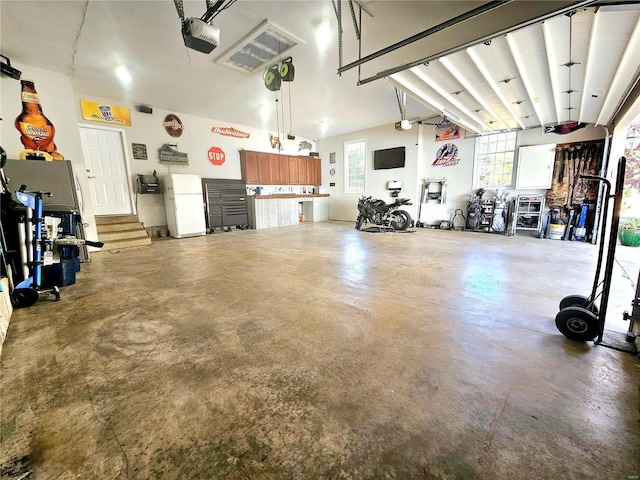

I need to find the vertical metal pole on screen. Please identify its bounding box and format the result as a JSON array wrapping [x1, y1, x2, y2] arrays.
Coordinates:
[[592, 130, 610, 244], [26, 208, 33, 264], [337, 0, 343, 76], [596, 156, 626, 343], [17, 217, 29, 280], [358, 7, 362, 82], [33, 192, 43, 288]]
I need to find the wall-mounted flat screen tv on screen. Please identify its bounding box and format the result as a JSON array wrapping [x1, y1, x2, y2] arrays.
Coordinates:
[[373, 146, 405, 170]]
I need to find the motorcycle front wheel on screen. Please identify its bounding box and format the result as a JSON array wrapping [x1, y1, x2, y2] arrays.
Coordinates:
[[391, 210, 411, 230], [355, 215, 365, 230]]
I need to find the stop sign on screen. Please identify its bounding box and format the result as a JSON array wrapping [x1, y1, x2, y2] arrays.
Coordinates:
[[208, 146, 226, 166]]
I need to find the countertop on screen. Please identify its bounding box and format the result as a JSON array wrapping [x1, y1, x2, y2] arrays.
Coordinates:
[[254, 194, 330, 199]]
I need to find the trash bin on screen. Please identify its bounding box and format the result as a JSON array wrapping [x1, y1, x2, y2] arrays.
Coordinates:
[[42, 207, 82, 288]]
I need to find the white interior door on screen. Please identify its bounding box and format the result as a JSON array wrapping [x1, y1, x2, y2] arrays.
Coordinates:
[[79, 126, 132, 215]]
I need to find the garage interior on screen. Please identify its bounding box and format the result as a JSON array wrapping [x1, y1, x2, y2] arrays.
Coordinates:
[[1, 224, 638, 479], [1, 1, 640, 478]]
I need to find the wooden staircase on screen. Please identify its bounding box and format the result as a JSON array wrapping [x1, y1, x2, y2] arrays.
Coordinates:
[[95, 215, 152, 251]]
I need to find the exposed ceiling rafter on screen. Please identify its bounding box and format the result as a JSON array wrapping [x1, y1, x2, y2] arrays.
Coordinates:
[[387, 4, 639, 134], [467, 46, 526, 130], [438, 56, 510, 131], [409, 65, 493, 130]]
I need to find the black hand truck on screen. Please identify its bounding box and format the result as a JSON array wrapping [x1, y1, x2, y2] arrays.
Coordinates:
[[555, 156, 636, 352]]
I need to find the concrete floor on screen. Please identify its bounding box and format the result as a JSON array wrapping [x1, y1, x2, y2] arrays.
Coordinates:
[[1, 221, 639, 479]]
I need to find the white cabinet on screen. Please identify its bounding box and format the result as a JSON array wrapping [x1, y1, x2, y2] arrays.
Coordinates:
[[254, 198, 279, 229], [515, 143, 556, 189], [251, 196, 329, 229], [277, 199, 299, 227], [312, 197, 330, 222]]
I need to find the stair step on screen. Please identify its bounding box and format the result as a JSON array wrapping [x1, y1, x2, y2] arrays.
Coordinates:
[[95, 215, 140, 225], [97, 221, 146, 233], [100, 237, 152, 251], [95, 214, 150, 251], [98, 230, 150, 242]]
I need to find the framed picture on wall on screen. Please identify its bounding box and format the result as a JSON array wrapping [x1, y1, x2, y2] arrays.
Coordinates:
[[132, 143, 148, 160]]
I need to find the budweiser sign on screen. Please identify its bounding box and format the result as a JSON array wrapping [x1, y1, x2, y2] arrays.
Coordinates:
[[211, 126, 250, 139]]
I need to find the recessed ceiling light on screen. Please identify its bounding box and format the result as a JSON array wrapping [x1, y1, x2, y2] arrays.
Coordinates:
[[116, 65, 132, 84], [316, 20, 331, 52], [260, 103, 270, 123]]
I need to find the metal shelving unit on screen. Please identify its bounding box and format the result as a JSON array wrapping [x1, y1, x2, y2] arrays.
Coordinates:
[[513, 194, 545, 235]]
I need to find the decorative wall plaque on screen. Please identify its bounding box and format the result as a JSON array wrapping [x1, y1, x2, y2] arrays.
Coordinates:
[[132, 143, 148, 160], [159, 144, 189, 164], [163, 114, 184, 138]]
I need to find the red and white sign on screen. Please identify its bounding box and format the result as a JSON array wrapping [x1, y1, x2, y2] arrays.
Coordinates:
[[208, 146, 226, 166], [432, 143, 461, 167], [211, 126, 250, 139]]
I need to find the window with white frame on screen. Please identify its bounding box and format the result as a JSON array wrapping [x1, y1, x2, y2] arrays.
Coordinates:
[[344, 139, 366, 193], [474, 131, 518, 188]]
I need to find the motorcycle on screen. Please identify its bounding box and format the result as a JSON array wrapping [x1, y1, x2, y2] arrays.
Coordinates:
[[355, 196, 412, 231]]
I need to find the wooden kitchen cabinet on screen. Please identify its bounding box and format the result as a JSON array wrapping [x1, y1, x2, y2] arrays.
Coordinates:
[[279, 156, 290, 184], [306, 158, 316, 186], [239, 151, 260, 184], [297, 157, 307, 184], [288, 157, 299, 184], [314, 158, 322, 186], [268, 154, 281, 184], [240, 150, 321, 185], [257, 154, 270, 184]]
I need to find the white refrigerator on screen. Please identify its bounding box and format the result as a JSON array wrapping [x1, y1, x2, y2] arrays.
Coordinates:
[[163, 174, 207, 238]]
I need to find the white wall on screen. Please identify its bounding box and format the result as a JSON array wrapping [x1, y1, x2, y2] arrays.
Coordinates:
[[418, 125, 475, 225], [73, 94, 315, 228], [318, 121, 609, 225], [0, 61, 315, 234], [318, 124, 422, 222], [2, 62, 615, 233], [73, 94, 312, 227], [0, 63, 100, 243]]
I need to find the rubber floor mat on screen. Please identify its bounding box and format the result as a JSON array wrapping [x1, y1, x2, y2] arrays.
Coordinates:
[[109, 245, 151, 254], [361, 227, 416, 234]]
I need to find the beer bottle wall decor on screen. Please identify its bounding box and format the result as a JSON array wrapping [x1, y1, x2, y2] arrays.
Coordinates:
[[15, 79, 64, 160]]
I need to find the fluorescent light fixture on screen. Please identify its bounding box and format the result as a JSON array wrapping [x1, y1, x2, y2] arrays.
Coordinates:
[[260, 103, 270, 123], [320, 120, 328, 135], [116, 65, 132, 84], [442, 109, 460, 122], [215, 20, 305, 74]]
